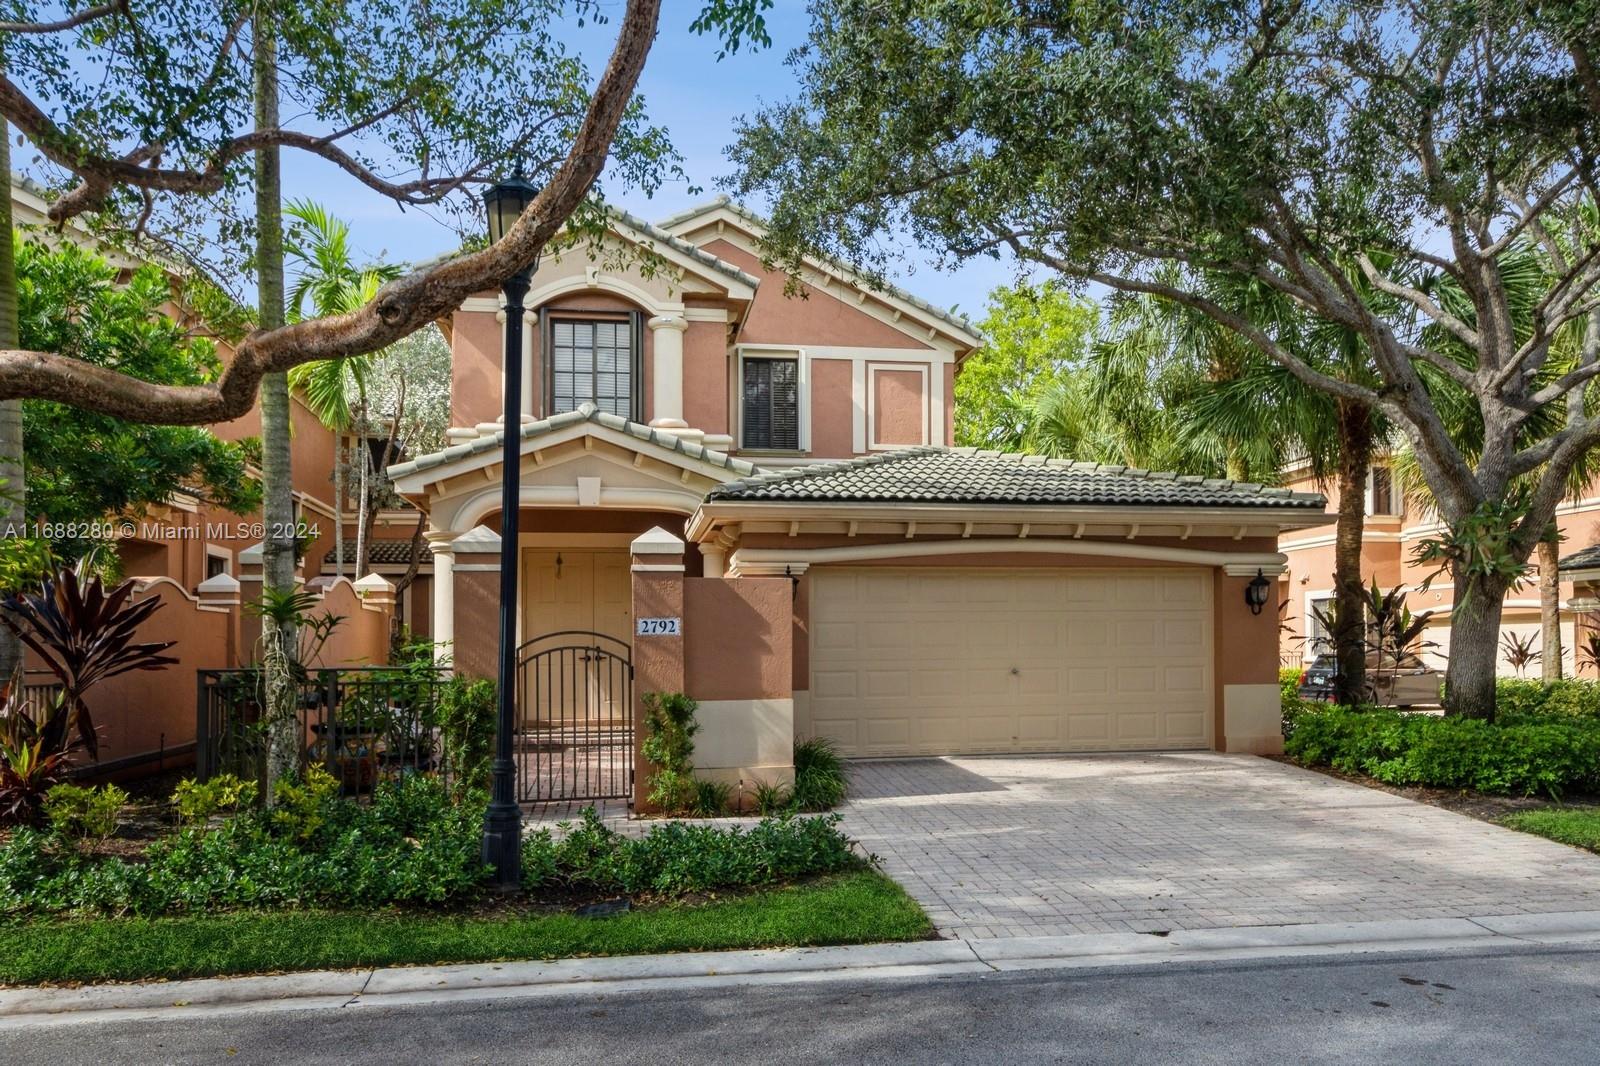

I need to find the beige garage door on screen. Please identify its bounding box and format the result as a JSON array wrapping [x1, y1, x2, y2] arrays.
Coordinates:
[[809, 567, 1214, 756]]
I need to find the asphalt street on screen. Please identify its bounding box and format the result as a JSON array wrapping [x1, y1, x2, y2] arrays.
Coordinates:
[[6, 943, 1598, 1065]]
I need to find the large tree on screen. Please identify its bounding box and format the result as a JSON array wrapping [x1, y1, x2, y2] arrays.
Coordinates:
[[15, 237, 258, 547], [0, 0, 769, 423], [730, 0, 1600, 719]]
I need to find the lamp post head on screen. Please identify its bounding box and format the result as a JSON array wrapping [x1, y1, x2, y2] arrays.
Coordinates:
[[483, 173, 541, 247]]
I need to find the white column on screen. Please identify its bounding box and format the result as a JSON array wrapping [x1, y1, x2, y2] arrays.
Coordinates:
[[699, 542, 727, 579], [648, 313, 689, 431], [425, 530, 459, 670], [496, 307, 535, 418]]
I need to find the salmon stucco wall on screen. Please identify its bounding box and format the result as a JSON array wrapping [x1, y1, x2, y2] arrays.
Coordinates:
[[698, 238, 932, 350], [682, 320, 729, 435], [808, 358, 855, 456], [1213, 570, 1284, 754], [872, 366, 928, 447], [451, 307, 504, 429]]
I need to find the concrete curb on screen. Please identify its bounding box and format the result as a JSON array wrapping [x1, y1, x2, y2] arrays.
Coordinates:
[[4, 911, 1600, 1027]]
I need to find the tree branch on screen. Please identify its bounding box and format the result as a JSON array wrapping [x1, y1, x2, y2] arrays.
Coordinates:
[[0, 0, 664, 423]]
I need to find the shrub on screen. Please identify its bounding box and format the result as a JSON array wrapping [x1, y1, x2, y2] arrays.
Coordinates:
[[1279, 667, 1304, 703], [1285, 704, 1600, 797], [43, 783, 126, 843], [172, 774, 258, 824], [522, 808, 860, 896], [641, 692, 699, 814], [792, 737, 848, 812], [435, 677, 495, 793], [752, 779, 793, 815], [267, 764, 341, 842], [1495, 678, 1600, 721], [691, 778, 732, 817]]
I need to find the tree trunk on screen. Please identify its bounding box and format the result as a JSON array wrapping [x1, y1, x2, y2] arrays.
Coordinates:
[[0, 122, 25, 685], [1331, 400, 1374, 705], [332, 437, 345, 578], [1443, 566, 1510, 720], [255, 14, 300, 787], [1538, 533, 1563, 680], [355, 423, 369, 578]]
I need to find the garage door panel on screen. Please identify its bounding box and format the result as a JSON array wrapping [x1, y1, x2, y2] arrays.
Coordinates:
[[810, 567, 1212, 756]]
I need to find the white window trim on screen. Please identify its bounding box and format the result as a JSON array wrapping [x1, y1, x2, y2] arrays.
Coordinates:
[[204, 545, 233, 577], [866, 362, 930, 450], [735, 345, 808, 453], [1303, 588, 1334, 661]]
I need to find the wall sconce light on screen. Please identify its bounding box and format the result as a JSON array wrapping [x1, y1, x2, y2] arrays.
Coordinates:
[[1245, 569, 1271, 615]]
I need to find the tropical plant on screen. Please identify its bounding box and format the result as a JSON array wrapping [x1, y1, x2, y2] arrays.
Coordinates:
[[0, 564, 179, 759], [1580, 632, 1600, 676], [1501, 632, 1542, 678], [691, 777, 733, 817], [435, 676, 496, 795], [43, 783, 126, 844], [172, 774, 259, 824], [792, 736, 848, 812], [641, 691, 699, 813], [0, 688, 74, 826]]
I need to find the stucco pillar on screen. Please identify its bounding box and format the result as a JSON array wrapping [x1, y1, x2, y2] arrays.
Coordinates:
[[496, 304, 534, 418], [647, 313, 689, 432], [447, 525, 502, 679], [425, 530, 459, 670], [631, 527, 686, 810], [1215, 564, 1287, 755], [196, 573, 243, 668]]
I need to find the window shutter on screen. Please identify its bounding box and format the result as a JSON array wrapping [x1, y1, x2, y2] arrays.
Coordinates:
[[742, 358, 799, 449]]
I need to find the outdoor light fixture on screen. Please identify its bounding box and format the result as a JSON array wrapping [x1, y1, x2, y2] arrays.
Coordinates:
[[480, 171, 542, 892], [1245, 569, 1272, 616], [482, 170, 540, 247]]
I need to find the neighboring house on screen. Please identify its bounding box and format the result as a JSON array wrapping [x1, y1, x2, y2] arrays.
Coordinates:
[[1276, 457, 1600, 677], [9, 177, 399, 776], [391, 198, 1327, 807]]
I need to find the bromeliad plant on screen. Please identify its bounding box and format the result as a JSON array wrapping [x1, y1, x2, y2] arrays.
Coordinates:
[[0, 563, 179, 760], [1501, 632, 1542, 678]]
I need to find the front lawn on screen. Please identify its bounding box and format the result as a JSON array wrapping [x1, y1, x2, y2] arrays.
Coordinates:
[[1498, 808, 1600, 853], [0, 869, 931, 985]]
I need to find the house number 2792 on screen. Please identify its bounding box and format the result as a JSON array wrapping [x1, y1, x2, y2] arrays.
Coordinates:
[[636, 617, 681, 636]]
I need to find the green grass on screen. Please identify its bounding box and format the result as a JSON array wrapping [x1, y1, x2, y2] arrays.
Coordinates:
[[0, 870, 932, 986], [1499, 807, 1600, 852]]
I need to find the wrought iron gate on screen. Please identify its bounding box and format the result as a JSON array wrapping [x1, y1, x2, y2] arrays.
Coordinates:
[[515, 631, 634, 803]]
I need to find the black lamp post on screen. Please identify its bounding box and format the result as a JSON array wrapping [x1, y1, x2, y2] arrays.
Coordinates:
[[481, 173, 540, 890]]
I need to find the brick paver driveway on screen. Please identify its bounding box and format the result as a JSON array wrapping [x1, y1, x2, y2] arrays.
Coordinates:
[[839, 753, 1600, 940]]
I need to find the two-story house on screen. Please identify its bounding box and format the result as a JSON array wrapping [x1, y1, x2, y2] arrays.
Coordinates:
[[1276, 457, 1600, 677], [388, 198, 1327, 804]]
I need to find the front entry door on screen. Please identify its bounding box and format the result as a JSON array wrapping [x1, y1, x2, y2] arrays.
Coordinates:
[[522, 549, 632, 721]]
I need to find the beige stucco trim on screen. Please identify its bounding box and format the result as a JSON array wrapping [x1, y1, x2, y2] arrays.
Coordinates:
[[726, 538, 1287, 576], [689, 501, 1330, 543], [693, 698, 795, 773], [1222, 683, 1284, 755]]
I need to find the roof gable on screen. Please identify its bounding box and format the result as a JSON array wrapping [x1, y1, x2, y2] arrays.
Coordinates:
[[658, 197, 982, 351]]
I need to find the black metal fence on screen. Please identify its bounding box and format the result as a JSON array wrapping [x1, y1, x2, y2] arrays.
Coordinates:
[[196, 666, 453, 794], [516, 631, 634, 803]]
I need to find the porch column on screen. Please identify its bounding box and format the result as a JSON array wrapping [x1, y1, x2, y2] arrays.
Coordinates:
[[699, 541, 727, 579], [425, 530, 460, 670], [647, 313, 689, 431], [447, 525, 503, 679], [631, 527, 686, 810]]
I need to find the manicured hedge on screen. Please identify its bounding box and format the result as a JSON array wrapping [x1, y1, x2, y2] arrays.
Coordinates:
[[1285, 704, 1600, 797], [0, 776, 862, 918], [1494, 678, 1600, 720]]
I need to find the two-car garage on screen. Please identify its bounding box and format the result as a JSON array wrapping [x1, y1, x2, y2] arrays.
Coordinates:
[[806, 566, 1215, 757]]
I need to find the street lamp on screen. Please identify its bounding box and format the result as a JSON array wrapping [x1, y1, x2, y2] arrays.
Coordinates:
[[480, 172, 541, 890]]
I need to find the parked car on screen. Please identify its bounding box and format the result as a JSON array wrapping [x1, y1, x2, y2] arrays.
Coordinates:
[[1298, 653, 1443, 707]]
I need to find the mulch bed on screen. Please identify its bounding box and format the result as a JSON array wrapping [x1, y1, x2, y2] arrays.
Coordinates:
[[1269, 754, 1600, 822]]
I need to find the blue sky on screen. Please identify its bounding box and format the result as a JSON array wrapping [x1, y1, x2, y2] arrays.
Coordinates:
[[278, 2, 1023, 320]]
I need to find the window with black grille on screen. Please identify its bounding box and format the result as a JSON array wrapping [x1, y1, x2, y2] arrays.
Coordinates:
[[742, 357, 800, 450], [550, 317, 633, 417]]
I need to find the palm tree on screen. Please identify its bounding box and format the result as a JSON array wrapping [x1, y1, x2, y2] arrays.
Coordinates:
[[0, 121, 24, 685], [283, 200, 401, 579], [1090, 270, 1386, 704]]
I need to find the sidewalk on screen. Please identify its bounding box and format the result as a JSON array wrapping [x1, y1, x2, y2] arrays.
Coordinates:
[[4, 910, 1600, 1028]]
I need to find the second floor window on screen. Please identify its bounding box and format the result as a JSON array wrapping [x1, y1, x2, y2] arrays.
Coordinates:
[[742, 356, 800, 450], [1367, 467, 1400, 516], [551, 317, 633, 417]]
